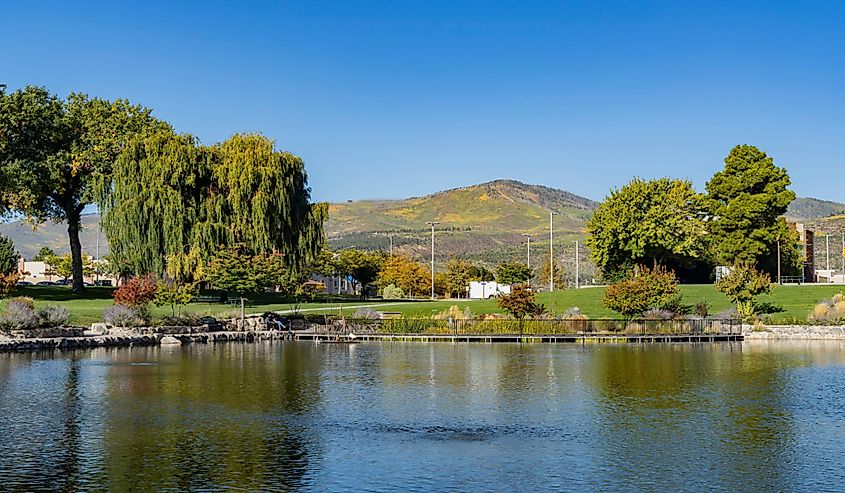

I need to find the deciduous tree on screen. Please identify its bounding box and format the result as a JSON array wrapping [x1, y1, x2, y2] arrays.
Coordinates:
[[378, 255, 429, 298], [0, 85, 167, 293], [103, 132, 326, 279], [443, 258, 478, 298], [587, 178, 707, 279], [497, 284, 546, 320], [334, 249, 384, 298], [495, 260, 533, 286], [715, 262, 771, 319]]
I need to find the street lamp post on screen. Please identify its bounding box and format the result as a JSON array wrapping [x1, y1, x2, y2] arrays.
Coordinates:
[[426, 221, 440, 299], [826, 234, 831, 272], [575, 240, 580, 289], [549, 212, 558, 292], [522, 233, 531, 286]]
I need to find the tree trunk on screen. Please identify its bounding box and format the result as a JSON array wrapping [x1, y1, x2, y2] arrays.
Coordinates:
[[67, 210, 85, 294]]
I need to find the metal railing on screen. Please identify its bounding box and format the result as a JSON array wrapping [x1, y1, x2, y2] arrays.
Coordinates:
[[312, 318, 742, 337]]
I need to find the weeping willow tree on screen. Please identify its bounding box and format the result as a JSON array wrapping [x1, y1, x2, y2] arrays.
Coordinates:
[[102, 132, 325, 281]]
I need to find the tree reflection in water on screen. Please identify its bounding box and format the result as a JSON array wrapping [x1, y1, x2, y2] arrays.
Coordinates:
[[101, 343, 323, 491]]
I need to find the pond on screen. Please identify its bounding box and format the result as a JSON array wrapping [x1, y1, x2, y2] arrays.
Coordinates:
[[1, 341, 843, 492]]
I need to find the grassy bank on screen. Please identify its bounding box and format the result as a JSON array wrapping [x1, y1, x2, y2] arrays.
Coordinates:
[[3, 284, 843, 326]]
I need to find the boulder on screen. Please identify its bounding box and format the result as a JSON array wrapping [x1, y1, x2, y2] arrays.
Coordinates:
[[160, 336, 182, 345], [87, 322, 109, 336]]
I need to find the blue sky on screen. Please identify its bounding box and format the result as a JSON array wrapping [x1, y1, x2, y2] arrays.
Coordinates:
[[2, 1, 843, 203]]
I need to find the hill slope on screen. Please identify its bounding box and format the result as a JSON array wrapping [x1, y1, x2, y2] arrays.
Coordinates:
[[786, 197, 845, 221], [1, 182, 839, 267], [326, 180, 597, 262], [327, 179, 596, 235]]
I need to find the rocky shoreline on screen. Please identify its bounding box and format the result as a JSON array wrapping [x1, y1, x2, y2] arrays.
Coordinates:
[[0, 329, 291, 352], [744, 325, 845, 340]]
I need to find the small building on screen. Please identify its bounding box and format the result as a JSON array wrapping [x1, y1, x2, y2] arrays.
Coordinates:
[[16, 258, 119, 286], [310, 274, 357, 295], [468, 281, 510, 299]]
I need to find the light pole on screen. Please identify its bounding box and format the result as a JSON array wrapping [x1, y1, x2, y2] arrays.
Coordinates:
[[549, 211, 558, 292], [426, 221, 440, 299], [95, 216, 101, 284], [522, 233, 531, 286], [826, 234, 831, 272], [575, 240, 580, 289]]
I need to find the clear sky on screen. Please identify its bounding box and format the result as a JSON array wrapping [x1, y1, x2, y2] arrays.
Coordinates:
[[2, 1, 843, 203]]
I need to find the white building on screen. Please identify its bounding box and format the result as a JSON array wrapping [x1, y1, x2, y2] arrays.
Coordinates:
[[310, 274, 357, 295], [17, 258, 118, 285], [468, 281, 511, 299]]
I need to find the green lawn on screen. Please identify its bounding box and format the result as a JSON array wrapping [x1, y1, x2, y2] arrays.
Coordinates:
[[1, 287, 390, 326], [4, 284, 843, 326], [302, 284, 845, 324]]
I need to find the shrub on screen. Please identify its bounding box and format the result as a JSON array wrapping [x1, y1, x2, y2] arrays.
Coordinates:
[[103, 304, 146, 327], [640, 308, 675, 320], [381, 284, 405, 299], [153, 280, 198, 316], [715, 262, 771, 320], [0, 300, 39, 330], [563, 307, 587, 320], [9, 296, 35, 309], [603, 265, 680, 318], [497, 284, 545, 320], [433, 305, 474, 320], [694, 301, 710, 317], [113, 275, 157, 308], [37, 305, 70, 327], [0, 272, 19, 297], [808, 293, 845, 324], [351, 307, 382, 320], [713, 307, 740, 321]]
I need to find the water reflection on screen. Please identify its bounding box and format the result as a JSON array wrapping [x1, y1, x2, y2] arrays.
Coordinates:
[[0, 341, 843, 491]]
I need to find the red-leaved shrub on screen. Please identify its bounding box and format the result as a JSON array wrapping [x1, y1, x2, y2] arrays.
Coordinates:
[[113, 275, 157, 308]]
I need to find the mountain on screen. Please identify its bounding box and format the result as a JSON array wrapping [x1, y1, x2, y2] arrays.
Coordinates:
[[0, 214, 106, 260], [327, 179, 596, 236], [2, 181, 840, 267], [786, 197, 845, 221], [326, 180, 598, 263]]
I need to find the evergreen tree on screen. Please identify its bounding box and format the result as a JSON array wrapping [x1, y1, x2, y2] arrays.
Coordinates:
[[705, 145, 800, 276], [34, 247, 55, 262], [0, 234, 19, 275]]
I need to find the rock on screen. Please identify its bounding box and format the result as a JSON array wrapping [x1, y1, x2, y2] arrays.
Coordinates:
[[90, 322, 109, 335], [160, 336, 182, 345]]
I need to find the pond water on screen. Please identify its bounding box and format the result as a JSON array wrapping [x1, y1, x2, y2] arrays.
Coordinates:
[[1, 341, 844, 492]]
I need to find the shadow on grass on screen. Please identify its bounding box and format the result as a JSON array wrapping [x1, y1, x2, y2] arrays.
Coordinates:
[[14, 286, 116, 301]]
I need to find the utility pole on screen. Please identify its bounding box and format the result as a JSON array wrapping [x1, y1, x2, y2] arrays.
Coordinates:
[[389, 235, 394, 256], [95, 217, 101, 284], [426, 221, 440, 299], [575, 240, 580, 289], [522, 233, 531, 287], [549, 211, 558, 292], [826, 234, 831, 271]]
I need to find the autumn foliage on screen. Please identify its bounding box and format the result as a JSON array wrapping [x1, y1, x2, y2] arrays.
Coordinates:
[[113, 275, 157, 307]]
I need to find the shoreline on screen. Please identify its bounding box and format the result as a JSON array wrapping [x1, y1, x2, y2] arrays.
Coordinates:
[[0, 330, 291, 352], [2, 325, 845, 353]]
